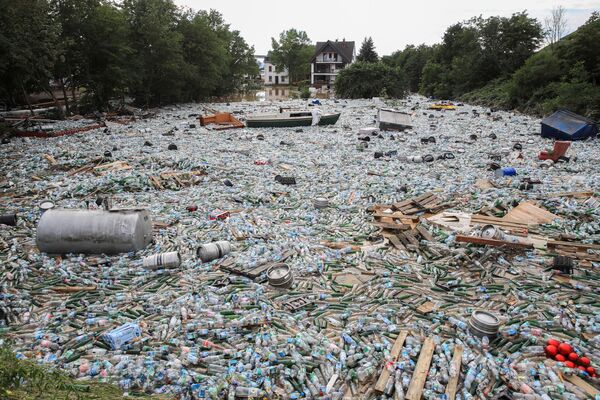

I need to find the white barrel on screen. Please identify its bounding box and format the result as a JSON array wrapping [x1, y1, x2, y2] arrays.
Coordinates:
[[143, 251, 181, 269], [197, 241, 231, 263], [36, 209, 152, 254]]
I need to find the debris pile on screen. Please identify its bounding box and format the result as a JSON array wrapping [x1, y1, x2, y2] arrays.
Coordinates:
[[0, 96, 599, 399]]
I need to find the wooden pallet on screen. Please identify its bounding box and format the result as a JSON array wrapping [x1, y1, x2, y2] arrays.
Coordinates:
[[470, 215, 529, 236], [455, 234, 533, 249], [393, 192, 442, 215]]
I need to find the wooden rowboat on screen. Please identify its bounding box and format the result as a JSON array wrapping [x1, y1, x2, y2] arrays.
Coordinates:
[[246, 110, 341, 128]]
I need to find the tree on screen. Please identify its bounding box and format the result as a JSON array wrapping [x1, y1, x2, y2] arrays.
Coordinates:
[[0, 0, 60, 113], [270, 29, 314, 83], [356, 37, 378, 63], [544, 6, 568, 48], [123, 0, 188, 106], [335, 62, 407, 99]]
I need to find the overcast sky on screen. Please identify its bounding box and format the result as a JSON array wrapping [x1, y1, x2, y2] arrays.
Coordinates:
[[175, 1, 599, 55]]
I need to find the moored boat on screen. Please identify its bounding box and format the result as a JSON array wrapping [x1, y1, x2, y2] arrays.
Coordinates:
[[246, 110, 341, 128]]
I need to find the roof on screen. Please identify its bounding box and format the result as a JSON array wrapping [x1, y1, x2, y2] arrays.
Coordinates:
[[541, 109, 597, 135], [312, 40, 355, 63]]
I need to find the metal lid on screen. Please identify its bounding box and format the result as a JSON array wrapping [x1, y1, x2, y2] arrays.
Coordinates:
[[480, 225, 498, 239], [471, 310, 500, 328], [267, 263, 293, 286], [39, 200, 55, 210]]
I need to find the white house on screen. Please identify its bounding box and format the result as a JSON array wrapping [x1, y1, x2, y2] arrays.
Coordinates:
[[263, 52, 289, 85], [310, 39, 355, 88]]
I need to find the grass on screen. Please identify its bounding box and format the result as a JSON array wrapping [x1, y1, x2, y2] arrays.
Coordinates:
[[0, 345, 165, 399]]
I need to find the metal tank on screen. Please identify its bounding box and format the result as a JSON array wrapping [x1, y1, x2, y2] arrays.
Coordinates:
[[36, 209, 152, 254]]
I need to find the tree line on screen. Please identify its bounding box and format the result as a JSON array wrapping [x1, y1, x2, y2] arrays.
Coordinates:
[[336, 10, 600, 119], [0, 0, 258, 114]]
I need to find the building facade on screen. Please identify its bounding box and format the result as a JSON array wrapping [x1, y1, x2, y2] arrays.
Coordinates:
[[311, 40, 355, 88], [263, 53, 289, 86]]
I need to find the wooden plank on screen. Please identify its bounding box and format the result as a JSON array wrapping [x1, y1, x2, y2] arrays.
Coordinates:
[[444, 345, 463, 400], [562, 373, 599, 396], [416, 225, 434, 241], [403, 230, 420, 246], [389, 235, 407, 251], [374, 330, 408, 392], [504, 201, 559, 225], [416, 301, 435, 314], [406, 337, 436, 400], [372, 222, 411, 231], [455, 235, 533, 249], [547, 240, 600, 251]]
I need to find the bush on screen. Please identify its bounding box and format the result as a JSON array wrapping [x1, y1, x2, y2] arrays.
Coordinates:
[[299, 87, 310, 99], [335, 62, 407, 99]]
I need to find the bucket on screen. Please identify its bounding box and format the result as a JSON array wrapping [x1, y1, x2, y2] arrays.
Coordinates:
[[143, 251, 181, 269], [468, 310, 500, 338], [197, 241, 231, 263], [267, 263, 294, 288], [0, 213, 17, 226], [39, 200, 55, 213]]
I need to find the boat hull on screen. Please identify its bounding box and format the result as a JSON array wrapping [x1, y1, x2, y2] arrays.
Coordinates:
[[246, 113, 340, 128]]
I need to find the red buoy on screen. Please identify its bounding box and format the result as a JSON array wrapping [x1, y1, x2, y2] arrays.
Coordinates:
[[558, 343, 572, 356]]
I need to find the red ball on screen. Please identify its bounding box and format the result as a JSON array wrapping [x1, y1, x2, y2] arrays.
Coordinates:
[[579, 357, 590, 367], [547, 339, 560, 347], [587, 367, 595, 375], [555, 354, 566, 362], [578, 366, 586, 371], [564, 361, 575, 368], [568, 352, 579, 362], [545, 345, 558, 357], [558, 343, 572, 356]]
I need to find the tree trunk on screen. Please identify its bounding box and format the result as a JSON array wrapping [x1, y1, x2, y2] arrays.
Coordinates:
[[20, 82, 35, 117], [69, 73, 78, 114], [46, 86, 65, 120], [60, 78, 70, 115]]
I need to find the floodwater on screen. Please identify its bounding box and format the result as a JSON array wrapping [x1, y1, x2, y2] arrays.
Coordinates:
[[216, 86, 332, 103]]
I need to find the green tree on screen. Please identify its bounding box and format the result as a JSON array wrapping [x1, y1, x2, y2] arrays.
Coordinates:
[[386, 44, 436, 92], [270, 29, 314, 83], [123, 0, 188, 106], [356, 37, 378, 63], [0, 0, 60, 113], [335, 61, 407, 99]]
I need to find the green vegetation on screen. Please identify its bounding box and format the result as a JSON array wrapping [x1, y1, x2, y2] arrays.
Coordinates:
[[356, 37, 378, 63], [462, 12, 600, 119], [0, 345, 159, 399], [335, 61, 407, 99], [383, 10, 600, 119], [269, 29, 314, 84], [0, 0, 258, 112]]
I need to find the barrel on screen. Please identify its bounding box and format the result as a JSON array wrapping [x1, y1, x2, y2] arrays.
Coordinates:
[[313, 198, 330, 209], [36, 209, 152, 254], [267, 263, 294, 288], [197, 241, 231, 263], [143, 251, 181, 269], [0, 213, 17, 226], [480, 225, 505, 240], [468, 310, 500, 338]]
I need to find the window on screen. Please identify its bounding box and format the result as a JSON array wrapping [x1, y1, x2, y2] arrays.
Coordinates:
[[281, 76, 285, 82], [268, 76, 272, 82], [268, 65, 272, 72]]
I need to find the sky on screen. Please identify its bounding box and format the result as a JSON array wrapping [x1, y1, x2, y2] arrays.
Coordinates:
[[175, 1, 599, 55]]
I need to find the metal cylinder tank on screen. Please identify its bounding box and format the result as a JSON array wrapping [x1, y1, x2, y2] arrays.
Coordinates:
[[36, 209, 152, 254]]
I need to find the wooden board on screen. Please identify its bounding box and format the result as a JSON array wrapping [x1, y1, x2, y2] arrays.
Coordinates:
[[455, 235, 533, 249], [562, 373, 599, 396], [445, 345, 463, 400], [503, 201, 559, 225], [547, 240, 600, 251], [406, 337, 435, 400], [416, 301, 435, 314], [374, 330, 408, 392]]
